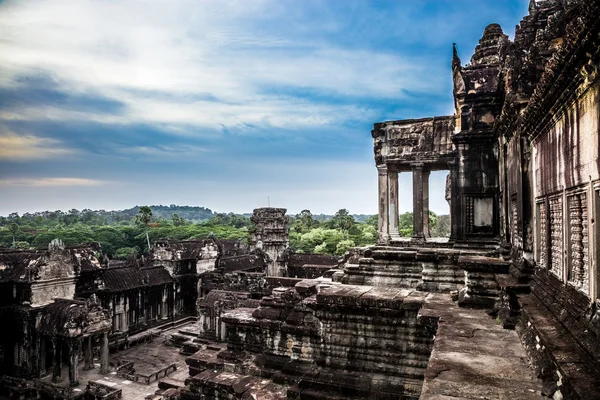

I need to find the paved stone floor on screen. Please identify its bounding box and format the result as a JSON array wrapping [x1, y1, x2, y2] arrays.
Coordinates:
[[39, 324, 192, 399], [419, 293, 544, 399]]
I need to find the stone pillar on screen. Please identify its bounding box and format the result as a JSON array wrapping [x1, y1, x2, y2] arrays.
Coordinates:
[[68, 339, 79, 386], [449, 161, 461, 241], [100, 332, 109, 374], [51, 338, 62, 383], [123, 300, 129, 330], [83, 336, 93, 370], [412, 165, 425, 240], [423, 169, 431, 237], [38, 337, 46, 377], [377, 165, 390, 243], [388, 170, 400, 239]]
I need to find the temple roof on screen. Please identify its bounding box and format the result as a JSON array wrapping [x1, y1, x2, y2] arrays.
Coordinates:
[[101, 264, 173, 292], [39, 296, 111, 337], [0, 250, 38, 282], [0, 245, 102, 283]]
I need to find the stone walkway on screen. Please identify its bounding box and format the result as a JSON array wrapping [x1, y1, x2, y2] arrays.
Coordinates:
[[419, 293, 543, 400]]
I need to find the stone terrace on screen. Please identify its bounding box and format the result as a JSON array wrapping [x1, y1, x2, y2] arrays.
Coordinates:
[[419, 293, 543, 399]]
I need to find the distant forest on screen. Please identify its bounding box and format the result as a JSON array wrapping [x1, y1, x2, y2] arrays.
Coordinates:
[[0, 206, 450, 257]]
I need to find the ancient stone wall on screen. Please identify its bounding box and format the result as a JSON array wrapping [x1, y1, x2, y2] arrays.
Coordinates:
[[216, 283, 436, 399]]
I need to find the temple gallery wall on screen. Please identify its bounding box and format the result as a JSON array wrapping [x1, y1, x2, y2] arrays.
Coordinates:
[[0, 0, 600, 399]]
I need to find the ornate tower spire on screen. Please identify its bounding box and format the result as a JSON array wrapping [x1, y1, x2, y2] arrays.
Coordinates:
[[452, 43, 462, 69]]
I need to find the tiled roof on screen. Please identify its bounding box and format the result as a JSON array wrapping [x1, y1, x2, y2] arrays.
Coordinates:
[[144, 266, 173, 286], [102, 266, 146, 292], [0, 250, 39, 282]]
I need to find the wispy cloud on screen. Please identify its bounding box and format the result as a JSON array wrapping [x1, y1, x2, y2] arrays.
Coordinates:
[[0, 177, 107, 187], [0, 133, 73, 160], [0, 0, 444, 136], [117, 144, 211, 158]]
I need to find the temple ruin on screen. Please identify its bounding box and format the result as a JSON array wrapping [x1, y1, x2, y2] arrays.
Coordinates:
[[1, 0, 600, 398]]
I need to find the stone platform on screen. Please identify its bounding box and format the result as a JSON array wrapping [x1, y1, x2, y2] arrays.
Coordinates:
[[343, 245, 501, 294], [419, 293, 543, 399]]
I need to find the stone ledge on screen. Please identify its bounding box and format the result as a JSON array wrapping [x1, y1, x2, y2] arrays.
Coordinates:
[[517, 291, 600, 399]]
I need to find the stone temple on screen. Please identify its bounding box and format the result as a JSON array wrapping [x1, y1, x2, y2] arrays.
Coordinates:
[[1, 0, 600, 398]]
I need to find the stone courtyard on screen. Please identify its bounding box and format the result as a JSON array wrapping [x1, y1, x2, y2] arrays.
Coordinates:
[[33, 324, 191, 400]]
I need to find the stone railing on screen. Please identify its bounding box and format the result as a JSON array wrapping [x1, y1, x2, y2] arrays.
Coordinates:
[[118, 363, 178, 385], [34, 380, 86, 399], [115, 360, 135, 378], [87, 380, 122, 400], [0, 375, 34, 398], [136, 363, 178, 385]]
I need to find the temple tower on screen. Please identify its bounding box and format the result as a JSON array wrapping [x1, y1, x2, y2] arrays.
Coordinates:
[[249, 208, 289, 277], [450, 24, 508, 242]]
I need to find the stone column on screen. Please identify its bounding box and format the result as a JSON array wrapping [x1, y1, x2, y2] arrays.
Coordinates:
[[377, 165, 390, 243], [448, 161, 460, 241], [423, 169, 431, 237], [412, 165, 425, 240], [51, 338, 62, 383], [388, 170, 400, 239], [38, 337, 46, 377], [100, 332, 109, 374], [83, 336, 93, 371], [68, 339, 79, 386]]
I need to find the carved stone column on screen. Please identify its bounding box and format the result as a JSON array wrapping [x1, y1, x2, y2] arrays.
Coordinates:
[[51, 338, 62, 383], [388, 169, 400, 239], [68, 339, 79, 387], [412, 165, 425, 240], [38, 337, 46, 377], [83, 336, 93, 371], [448, 161, 460, 241], [423, 169, 431, 237], [100, 332, 109, 374], [377, 165, 390, 243]]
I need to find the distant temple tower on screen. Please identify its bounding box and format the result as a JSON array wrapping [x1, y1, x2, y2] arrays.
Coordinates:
[[249, 208, 289, 277]]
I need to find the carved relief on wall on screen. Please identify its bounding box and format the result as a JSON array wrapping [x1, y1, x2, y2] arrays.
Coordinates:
[[510, 195, 522, 251], [538, 200, 548, 268], [568, 192, 589, 294], [549, 196, 563, 280]]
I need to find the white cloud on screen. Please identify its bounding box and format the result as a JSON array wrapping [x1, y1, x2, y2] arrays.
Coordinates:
[[0, 177, 107, 187], [117, 144, 210, 158], [0, 132, 73, 160], [0, 0, 444, 135]]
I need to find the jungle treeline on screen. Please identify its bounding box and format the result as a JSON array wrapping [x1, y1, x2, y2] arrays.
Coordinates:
[[0, 206, 450, 257]]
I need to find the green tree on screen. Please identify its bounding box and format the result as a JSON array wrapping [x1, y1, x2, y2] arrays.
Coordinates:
[[331, 209, 355, 238], [296, 209, 316, 232], [8, 223, 19, 247], [136, 206, 153, 250], [172, 213, 186, 226], [335, 239, 355, 255], [364, 214, 378, 229], [136, 206, 153, 225]]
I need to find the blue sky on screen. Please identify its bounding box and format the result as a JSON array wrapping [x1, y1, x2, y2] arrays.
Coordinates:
[[0, 0, 529, 216]]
